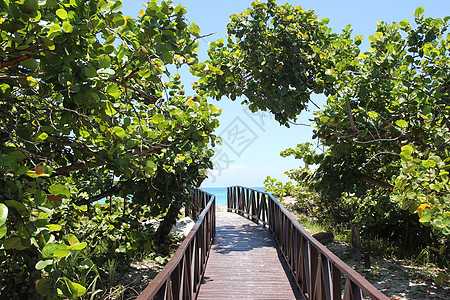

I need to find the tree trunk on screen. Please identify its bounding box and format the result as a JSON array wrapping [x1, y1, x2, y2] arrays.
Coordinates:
[[155, 199, 182, 242], [351, 225, 361, 262]]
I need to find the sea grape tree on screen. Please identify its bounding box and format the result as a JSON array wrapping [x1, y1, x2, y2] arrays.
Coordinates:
[[0, 0, 219, 297], [197, 0, 449, 241]]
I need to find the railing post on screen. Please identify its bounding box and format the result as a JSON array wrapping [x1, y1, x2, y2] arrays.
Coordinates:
[[224, 186, 388, 300], [138, 188, 215, 300]]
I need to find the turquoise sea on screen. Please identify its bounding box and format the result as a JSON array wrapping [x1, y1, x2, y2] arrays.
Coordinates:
[[201, 187, 266, 206]]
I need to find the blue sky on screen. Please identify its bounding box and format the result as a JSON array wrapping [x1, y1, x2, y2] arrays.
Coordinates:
[[121, 0, 450, 187]]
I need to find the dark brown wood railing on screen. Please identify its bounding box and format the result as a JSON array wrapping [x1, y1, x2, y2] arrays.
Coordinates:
[[138, 189, 215, 300], [227, 186, 389, 300]]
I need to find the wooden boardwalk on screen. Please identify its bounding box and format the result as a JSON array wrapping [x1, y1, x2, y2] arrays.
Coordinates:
[[197, 212, 302, 299]]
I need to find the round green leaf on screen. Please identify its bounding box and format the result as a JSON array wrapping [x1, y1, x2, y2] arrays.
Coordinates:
[[422, 159, 436, 168], [53, 248, 71, 258], [56, 8, 68, 19], [419, 210, 432, 223], [105, 101, 116, 116], [151, 114, 165, 123], [68, 242, 87, 251], [36, 132, 48, 141], [3, 236, 27, 250], [399, 19, 409, 29], [42, 243, 60, 258], [83, 67, 97, 78], [49, 184, 70, 198], [414, 7, 424, 17], [106, 85, 121, 99], [0, 203, 8, 226], [5, 200, 28, 215], [113, 126, 126, 138], [62, 21, 73, 33], [21, 58, 38, 70], [36, 278, 52, 297]]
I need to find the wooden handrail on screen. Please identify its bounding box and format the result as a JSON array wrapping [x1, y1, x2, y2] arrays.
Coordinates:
[[138, 188, 216, 300], [227, 186, 389, 300]]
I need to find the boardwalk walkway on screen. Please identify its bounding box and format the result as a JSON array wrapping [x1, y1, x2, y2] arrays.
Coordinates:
[[197, 212, 302, 299]]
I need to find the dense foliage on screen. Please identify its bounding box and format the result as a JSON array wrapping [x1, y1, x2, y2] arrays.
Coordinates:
[[197, 0, 449, 256], [0, 0, 219, 298]]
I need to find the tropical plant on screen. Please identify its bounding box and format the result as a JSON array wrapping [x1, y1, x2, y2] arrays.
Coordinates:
[[0, 0, 219, 298], [196, 0, 449, 250]]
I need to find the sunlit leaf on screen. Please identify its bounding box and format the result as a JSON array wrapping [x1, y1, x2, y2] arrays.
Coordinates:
[[68, 242, 87, 250], [395, 119, 408, 128], [56, 8, 68, 19], [113, 126, 126, 138], [36, 259, 53, 270], [67, 234, 79, 246], [49, 184, 70, 198], [0, 203, 7, 226], [414, 7, 424, 17], [46, 224, 62, 231], [422, 159, 436, 168]]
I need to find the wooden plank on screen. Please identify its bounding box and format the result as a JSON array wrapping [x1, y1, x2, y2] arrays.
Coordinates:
[[197, 212, 303, 299]]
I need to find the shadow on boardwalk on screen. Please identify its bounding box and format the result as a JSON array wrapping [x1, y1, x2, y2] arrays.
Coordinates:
[[197, 212, 303, 299]]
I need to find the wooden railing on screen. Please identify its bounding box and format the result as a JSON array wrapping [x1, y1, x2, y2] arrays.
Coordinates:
[[138, 189, 215, 300], [227, 186, 389, 300]]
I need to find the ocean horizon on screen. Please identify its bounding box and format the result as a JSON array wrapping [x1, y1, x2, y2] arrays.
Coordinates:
[[201, 187, 266, 206]]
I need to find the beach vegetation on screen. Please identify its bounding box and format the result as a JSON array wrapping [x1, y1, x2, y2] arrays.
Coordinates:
[[0, 0, 219, 298], [197, 0, 449, 275]]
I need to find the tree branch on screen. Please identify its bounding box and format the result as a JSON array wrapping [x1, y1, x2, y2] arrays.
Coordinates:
[[75, 186, 121, 206], [357, 173, 393, 189]]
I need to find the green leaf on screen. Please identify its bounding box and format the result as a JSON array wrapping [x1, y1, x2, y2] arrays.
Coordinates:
[[0, 224, 7, 239], [20, 0, 39, 17], [401, 145, 414, 155], [399, 19, 409, 29], [36, 259, 53, 270], [42, 243, 60, 258], [60, 278, 87, 299], [49, 184, 70, 198], [367, 111, 379, 119], [83, 67, 97, 78], [68, 242, 87, 251], [414, 7, 424, 17], [422, 159, 436, 168], [419, 210, 432, 223], [0, 203, 8, 226], [67, 234, 79, 246], [5, 200, 28, 215], [105, 101, 116, 116], [395, 119, 408, 128], [36, 278, 52, 297], [56, 8, 68, 19], [189, 22, 200, 36], [21, 58, 38, 70], [62, 21, 73, 33], [3, 236, 27, 250], [151, 114, 165, 123], [0, 83, 11, 98], [113, 126, 126, 138], [53, 247, 70, 258], [106, 85, 121, 99], [36, 132, 48, 141], [46, 224, 62, 231]]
